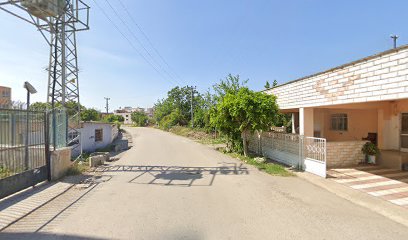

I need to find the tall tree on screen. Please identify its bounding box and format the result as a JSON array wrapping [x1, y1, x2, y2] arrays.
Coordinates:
[[211, 87, 279, 156], [273, 79, 278, 87]]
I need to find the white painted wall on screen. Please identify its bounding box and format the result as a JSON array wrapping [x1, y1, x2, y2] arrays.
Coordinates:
[[77, 122, 118, 153]]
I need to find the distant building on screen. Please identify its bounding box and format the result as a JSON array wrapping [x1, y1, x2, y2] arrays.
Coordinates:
[[0, 86, 11, 109], [115, 111, 132, 124], [114, 106, 153, 125], [145, 108, 154, 118]]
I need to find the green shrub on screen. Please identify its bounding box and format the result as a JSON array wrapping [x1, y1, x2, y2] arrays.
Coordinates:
[[362, 142, 380, 156]]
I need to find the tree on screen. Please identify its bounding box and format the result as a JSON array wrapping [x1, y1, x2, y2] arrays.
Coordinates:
[[80, 108, 101, 122], [273, 79, 278, 87], [264, 81, 270, 89], [30, 102, 51, 111], [211, 87, 279, 156], [131, 111, 149, 127], [104, 114, 124, 123], [213, 74, 248, 101]]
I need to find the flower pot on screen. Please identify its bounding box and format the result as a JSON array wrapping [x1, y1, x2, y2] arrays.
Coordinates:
[[368, 155, 376, 164]]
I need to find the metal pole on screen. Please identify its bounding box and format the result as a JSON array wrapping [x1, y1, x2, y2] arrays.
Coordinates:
[[191, 86, 194, 128], [25, 90, 30, 170], [105, 97, 110, 114]]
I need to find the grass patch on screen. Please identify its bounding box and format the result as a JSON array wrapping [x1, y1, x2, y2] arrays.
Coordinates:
[[66, 161, 90, 176], [0, 166, 12, 179], [67, 152, 91, 176], [225, 152, 294, 177]]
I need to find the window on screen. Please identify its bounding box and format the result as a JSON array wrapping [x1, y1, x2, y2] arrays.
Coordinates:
[[95, 129, 103, 142], [402, 113, 408, 150], [331, 114, 348, 131]]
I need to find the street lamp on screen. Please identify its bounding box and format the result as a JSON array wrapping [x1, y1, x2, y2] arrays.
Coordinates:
[[23, 81, 37, 170], [24, 81, 37, 109]]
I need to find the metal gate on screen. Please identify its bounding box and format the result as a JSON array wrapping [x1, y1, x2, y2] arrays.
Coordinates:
[[301, 137, 327, 178], [0, 109, 50, 199]]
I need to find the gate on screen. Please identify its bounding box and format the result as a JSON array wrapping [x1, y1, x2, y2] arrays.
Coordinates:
[[301, 137, 327, 178], [0, 109, 50, 199]]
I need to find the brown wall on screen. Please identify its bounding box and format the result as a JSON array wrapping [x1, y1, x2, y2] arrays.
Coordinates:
[[314, 108, 378, 142]]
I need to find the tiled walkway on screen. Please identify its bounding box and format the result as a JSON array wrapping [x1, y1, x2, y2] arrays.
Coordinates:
[[328, 166, 408, 208]]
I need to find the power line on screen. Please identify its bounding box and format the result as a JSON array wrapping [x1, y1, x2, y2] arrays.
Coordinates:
[[91, 0, 179, 86], [102, 0, 183, 86], [116, 0, 188, 86]]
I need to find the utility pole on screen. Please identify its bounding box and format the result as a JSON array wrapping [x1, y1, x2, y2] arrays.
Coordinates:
[[391, 35, 399, 49], [104, 97, 110, 114], [190, 86, 195, 128]]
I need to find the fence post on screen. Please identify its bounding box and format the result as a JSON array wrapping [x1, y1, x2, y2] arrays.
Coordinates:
[[298, 136, 303, 170], [45, 111, 51, 181]]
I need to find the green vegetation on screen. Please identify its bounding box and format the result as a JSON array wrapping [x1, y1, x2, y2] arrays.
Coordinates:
[[0, 166, 12, 179], [210, 87, 279, 156], [66, 153, 91, 176], [81, 108, 101, 121], [131, 111, 149, 127], [362, 142, 380, 156], [226, 152, 293, 177], [154, 73, 291, 156], [66, 161, 89, 176], [103, 114, 124, 123]]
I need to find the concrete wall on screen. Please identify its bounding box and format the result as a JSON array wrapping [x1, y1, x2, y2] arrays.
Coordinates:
[[50, 147, 71, 181], [75, 122, 119, 154], [265, 46, 408, 110], [326, 141, 367, 168]]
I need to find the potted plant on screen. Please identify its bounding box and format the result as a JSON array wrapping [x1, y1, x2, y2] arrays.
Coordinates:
[[361, 142, 380, 164]]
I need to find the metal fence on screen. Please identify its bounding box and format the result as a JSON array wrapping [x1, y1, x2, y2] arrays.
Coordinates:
[[248, 131, 327, 177], [48, 108, 68, 149], [0, 109, 48, 179]]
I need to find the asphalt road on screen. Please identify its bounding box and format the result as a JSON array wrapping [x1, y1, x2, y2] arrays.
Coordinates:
[[5, 127, 408, 239]]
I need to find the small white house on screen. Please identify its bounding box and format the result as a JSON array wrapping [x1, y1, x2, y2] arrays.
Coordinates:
[[71, 122, 119, 156]]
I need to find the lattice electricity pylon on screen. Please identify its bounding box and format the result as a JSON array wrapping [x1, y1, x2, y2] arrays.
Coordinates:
[[0, 0, 89, 150]]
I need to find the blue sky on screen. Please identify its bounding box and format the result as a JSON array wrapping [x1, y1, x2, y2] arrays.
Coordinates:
[[0, 0, 407, 111]]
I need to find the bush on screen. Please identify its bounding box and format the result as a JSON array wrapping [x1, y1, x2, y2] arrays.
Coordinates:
[[361, 142, 380, 156]]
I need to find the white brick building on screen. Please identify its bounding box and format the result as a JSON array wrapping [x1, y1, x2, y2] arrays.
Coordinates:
[[265, 45, 408, 170]]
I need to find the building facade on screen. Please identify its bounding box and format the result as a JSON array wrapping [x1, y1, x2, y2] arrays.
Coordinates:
[[0, 86, 11, 109], [265, 45, 408, 170]]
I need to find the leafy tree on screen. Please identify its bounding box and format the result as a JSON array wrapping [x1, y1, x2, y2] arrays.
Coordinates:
[[264, 81, 271, 89], [273, 79, 278, 87], [211, 87, 279, 156], [154, 86, 200, 128], [80, 108, 101, 121], [30, 102, 51, 111], [104, 114, 124, 123], [131, 111, 149, 127], [213, 74, 248, 101]]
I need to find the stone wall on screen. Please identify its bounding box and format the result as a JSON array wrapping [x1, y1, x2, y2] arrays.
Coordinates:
[[326, 141, 367, 168], [265, 46, 408, 109]]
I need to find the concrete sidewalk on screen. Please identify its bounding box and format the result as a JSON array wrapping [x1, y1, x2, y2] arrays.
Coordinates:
[[298, 171, 408, 228]]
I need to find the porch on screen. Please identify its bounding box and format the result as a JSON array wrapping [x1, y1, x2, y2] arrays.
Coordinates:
[[284, 99, 408, 170]]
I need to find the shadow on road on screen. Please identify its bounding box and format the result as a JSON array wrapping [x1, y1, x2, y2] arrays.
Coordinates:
[[94, 163, 250, 187], [0, 232, 107, 240]]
